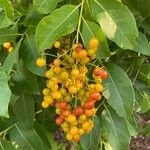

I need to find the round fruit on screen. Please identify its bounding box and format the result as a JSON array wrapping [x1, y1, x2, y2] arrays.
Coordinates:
[[54, 41, 61, 48], [36, 58, 46, 67], [73, 107, 84, 116], [67, 114, 76, 123], [90, 92, 101, 101], [71, 68, 80, 77], [99, 69, 108, 79], [41, 101, 49, 108], [55, 116, 63, 125], [54, 59, 61, 66], [70, 126, 79, 135], [58, 102, 68, 110], [66, 133, 73, 141], [8, 47, 13, 53], [84, 100, 94, 109], [52, 91, 61, 99], [89, 38, 99, 48], [62, 110, 70, 118], [3, 42, 11, 49], [68, 85, 77, 94], [78, 49, 87, 58], [42, 88, 50, 95]]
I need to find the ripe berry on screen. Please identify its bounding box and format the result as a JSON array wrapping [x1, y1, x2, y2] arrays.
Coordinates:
[[67, 114, 76, 123], [99, 69, 108, 79], [73, 107, 84, 116], [54, 41, 61, 48], [53, 66, 61, 74], [71, 68, 80, 77], [54, 59, 61, 66], [36, 58, 46, 67], [70, 126, 79, 135], [68, 85, 77, 94], [44, 95, 54, 104], [58, 102, 68, 110], [62, 110, 70, 118], [60, 71, 69, 81], [78, 49, 87, 58], [55, 116, 63, 125], [66, 133, 73, 141], [44, 69, 53, 78], [8, 47, 13, 53], [89, 38, 99, 48], [84, 100, 94, 109], [90, 92, 101, 101], [52, 91, 61, 99], [42, 88, 50, 95], [3, 42, 11, 49], [75, 43, 83, 52]]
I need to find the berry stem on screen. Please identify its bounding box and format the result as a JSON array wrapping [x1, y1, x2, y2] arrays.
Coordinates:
[[76, 0, 85, 43]]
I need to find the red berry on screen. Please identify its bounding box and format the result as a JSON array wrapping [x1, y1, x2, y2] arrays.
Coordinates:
[[99, 69, 108, 79], [55, 116, 63, 125], [58, 102, 68, 110], [75, 43, 83, 52], [73, 107, 84, 116], [62, 110, 70, 118], [84, 100, 94, 109], [90, 92, 100, 101], [93, 67, 101, 76]]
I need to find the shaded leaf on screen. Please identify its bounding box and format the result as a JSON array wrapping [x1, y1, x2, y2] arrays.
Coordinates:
[[81, 19, 111, 59], [104, 63, 135, 118], [0, 140, 16, 150], [88, 0, 138, 49], [0, 71, 11, 117], [100, 105, 131, 150], [35, 5, 79, 51]]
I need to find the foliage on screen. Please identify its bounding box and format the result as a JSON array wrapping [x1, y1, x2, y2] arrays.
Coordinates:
[[0, 0, 150, 150]]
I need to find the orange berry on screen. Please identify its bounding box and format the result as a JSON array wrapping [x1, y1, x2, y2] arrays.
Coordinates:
[[52, 91, 61, 99], [82, 121, 90, 130], [70, 126, 79, 135], [78, 49, 87, 58], [54, 59, 61, 66], [89, 38, 99, 48], [3, 42, 11, 49], [55, 116, 63, 125], [36, 58, 46, 67], [53, 66, 61, 74], [95, 83, 103, 92], [67, 114, 76, 123]]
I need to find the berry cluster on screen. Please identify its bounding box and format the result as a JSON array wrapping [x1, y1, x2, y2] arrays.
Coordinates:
[[36, 38, 108, 142], [3, 42, 13, 53]]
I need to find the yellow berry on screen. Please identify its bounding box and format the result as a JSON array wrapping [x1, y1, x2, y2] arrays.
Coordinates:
[[66, 133, 73, 141], [42, 88, 50, 95], [71, 68, 80, 77], [67, 114, 76, 123], [36, 58, 46, 67], [79, 115, 87, 121], [60, 71, 69, 81], [54, 41, 61, 48], [79, 128, 84, 135], [41, 101, 49, 108], [68, 86, 77, 94], [72, 43, 78, 50], [44, 69, 53, 78], [44, 95, 53, 104], [8, 47, 13, 53], [95, 83, 103, 92]]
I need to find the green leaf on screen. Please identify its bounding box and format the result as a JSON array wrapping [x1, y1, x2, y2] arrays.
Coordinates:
[[35, 5, 79, 51], [0, 28, 19, 45], [100, 105, 131, 150], [10, 92, 45, 150], [0, 140, 16, 150], [81, 19, 111, 59], [33, 0, 62, 14], [88, 0, 138, 49], [11, 62, 40, 95], [3, 38, 22, 75], [0, 0, 14, 28], [138, 93, 150, 113], [133, 32, 150, 56], [0, 71, 11, 118], [104, 63, 135, 118], [80, 116, 100, 150], [21, 34, 46, 76]]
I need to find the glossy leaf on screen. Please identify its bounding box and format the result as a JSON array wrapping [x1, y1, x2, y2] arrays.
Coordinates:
[[88, 0, 138, 49], [35, 5, 79, 51], [104, 63, 135, 118], [33, 0, 62, 14], [0, 71, 11, 118], [81, 19, 111, 59], [0, 140, 16, 150], [21, 34, 46, 76], [100, 105, 131, 150]]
